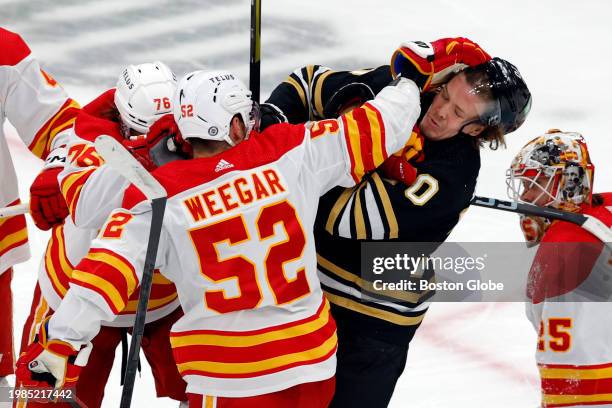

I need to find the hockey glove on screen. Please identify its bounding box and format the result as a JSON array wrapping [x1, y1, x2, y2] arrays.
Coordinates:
[[323, 82, 375, 117], [260, 103, 288, 131], [379, 126, 425, 186], [390, 37, 491, 91], [520, 215, 551, 248], [29, 147, 69, 230], [15, 318, 92, 397], [122, 114, 190, 171]]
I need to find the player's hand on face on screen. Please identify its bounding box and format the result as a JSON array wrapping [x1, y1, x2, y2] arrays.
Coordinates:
[[391, 37, 491, 91], [122, 114, 192, 170], [121, 135, 157, 171]]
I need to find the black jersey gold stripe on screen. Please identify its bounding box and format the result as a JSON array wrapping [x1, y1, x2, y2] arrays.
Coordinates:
[[285, 72, 307, 112], [325, 187, 354, 235], [323, 287, 427, 326], [352, 181, 368, 239], [312, 68, 335, 119], [317, 254, 433, 305], [370, 173, 399, 239]]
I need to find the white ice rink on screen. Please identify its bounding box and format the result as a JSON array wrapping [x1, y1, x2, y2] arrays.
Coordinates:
[[2, 0, 612, 406]]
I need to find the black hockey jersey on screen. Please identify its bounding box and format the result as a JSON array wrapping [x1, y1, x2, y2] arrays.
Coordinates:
[[265, 65, 481, 344]]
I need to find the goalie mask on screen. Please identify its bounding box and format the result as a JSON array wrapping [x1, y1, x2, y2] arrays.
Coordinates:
[[173, 70, 260, 146], [506, 130, 594, 212], [114, 61, 177, 137]]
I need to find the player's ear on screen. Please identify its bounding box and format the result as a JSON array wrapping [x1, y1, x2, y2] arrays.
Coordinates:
[[229, 115, 247, 144], [463, 122, 486, 137]]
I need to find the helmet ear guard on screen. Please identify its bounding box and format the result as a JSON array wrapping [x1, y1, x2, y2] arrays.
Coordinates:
[[114, 61, 177, 136]]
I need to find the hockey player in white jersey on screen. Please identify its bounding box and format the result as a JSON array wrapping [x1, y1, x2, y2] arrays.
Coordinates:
[[15, 69, 421, 407], [16, 62, 188, 407], [508, 130, 612, 407], [0, 27, 79, 386]]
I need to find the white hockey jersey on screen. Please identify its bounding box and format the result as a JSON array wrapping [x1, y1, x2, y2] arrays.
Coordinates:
[[38, 89, 179, 326], [48, 79, 421, 397], [0, 27, 79, 272], [526, 193, 612, 408]]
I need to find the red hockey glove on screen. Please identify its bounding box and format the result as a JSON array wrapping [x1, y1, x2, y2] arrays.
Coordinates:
[[122, 114, 191, 171], [15, 318, 92, 400], [390, 37, 491, 91], [147, 113, 193, 158], [29, 148, 69, 230], [379, 127, 425, 186], [121, 135, 157, 171]]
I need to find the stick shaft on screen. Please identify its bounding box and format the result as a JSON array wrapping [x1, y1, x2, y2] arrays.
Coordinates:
[[249, 0, 261, 102], [0, 203, 29, 218]]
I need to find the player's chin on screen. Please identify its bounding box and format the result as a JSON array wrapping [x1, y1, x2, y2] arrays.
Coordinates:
[[421, 124, 441, 141]]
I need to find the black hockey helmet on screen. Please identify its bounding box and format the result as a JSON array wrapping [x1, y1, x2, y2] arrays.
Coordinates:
[[467, 57, 532, 134]]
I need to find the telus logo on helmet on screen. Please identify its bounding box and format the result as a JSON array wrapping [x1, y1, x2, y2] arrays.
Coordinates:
[[122, 69, 134, 90], [208, 73, 235, 84]]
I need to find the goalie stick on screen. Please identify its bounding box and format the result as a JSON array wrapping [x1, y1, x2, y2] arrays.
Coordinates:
[[93, 135, 167, 408], [471, 195, 612, 249]]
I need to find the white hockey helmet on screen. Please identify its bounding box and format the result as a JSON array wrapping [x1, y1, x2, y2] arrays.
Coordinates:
[[114, 61, 177, 136], [173, 70, 259, 146]]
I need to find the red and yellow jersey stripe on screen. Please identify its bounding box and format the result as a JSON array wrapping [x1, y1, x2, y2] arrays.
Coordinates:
[[70, 248, 177, 315], [43, 225, 74, 298], [60, 167, 97, 222], [540, 361, 612, 407], [170, 298, 337, 379], [122, 271, 178, 315], [28, 98, 80, 159], [341, 102, 387, 183], [71, 248, 139, 314], [0, 199, 28, 260]]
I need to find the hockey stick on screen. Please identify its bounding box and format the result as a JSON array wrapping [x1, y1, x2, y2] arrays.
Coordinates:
[[0, 202, 29, 218], [249, 0, 261, 102], [471, 195, 612, 248], [93, 135, 167, 408]]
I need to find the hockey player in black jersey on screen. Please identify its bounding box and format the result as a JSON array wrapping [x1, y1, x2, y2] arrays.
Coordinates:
[[261, 37, 532, 408]]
